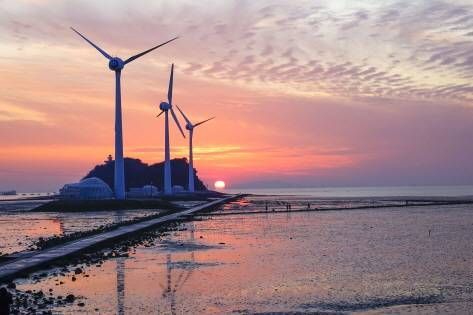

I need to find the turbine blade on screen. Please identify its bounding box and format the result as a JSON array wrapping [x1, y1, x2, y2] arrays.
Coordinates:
[[194, 117, 215, 127], [156, 110, 164, 118], [70, 27, 112, 60], [168, 64, 174, 105], [176, 105, 191, 125], [170, 108, 186, 138], [124, 36, 178, 64]]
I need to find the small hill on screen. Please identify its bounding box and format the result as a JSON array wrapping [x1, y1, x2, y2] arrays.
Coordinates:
[[83, 157, 207, 191]]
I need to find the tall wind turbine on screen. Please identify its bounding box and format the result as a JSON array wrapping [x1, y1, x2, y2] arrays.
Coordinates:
[[71, 27, 177, 200], [176, 105, 214, 193], [157, 64, 186, 194]]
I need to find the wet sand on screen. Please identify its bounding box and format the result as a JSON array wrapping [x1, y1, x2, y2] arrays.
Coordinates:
[[6, 197, 473, 314]]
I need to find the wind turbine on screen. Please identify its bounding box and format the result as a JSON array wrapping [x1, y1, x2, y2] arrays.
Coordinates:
[[157, 64, 186, 194], [176, 105, 214, 193], [71, 27, 178, 200]]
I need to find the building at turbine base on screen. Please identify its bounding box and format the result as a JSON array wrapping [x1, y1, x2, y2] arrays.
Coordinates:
[[172, 185, 185, 193], [127, 185, 160, 198], [59, 177, 114, 199]]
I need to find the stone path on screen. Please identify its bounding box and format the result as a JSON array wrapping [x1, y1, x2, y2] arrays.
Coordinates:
[[0, 195, 241, 282]]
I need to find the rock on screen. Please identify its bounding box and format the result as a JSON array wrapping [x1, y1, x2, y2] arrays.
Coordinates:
[[71, 276, 76, 282], [77, 302, 85, 307], [74, 268, 83, 275], [65, 294, 75, 303], [0, 287, 12, 313], [6, 282, 15, 289]]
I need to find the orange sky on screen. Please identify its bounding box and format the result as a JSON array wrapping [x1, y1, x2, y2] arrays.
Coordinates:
[[1, 0, 473, 191]]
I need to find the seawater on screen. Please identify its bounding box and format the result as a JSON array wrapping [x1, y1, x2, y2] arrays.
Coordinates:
[[10, 195, 473, 314], [225, 185, 473, 197]]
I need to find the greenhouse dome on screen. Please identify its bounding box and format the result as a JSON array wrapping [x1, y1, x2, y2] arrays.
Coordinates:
[[59, 177, 114, 200]]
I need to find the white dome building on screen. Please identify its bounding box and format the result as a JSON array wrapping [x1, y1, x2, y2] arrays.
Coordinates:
[[60, 177, 114, 200]]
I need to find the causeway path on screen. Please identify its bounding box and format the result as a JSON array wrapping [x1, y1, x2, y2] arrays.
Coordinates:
[[0, 194, 242, 282]]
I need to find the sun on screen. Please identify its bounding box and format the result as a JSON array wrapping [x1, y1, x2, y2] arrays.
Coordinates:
[[214, 180, 226, 189]]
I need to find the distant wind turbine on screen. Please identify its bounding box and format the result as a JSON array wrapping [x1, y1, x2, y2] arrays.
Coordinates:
[[176, 105, 214, 193], [70, 27, 178, 200], [157, 64, 186, 194]]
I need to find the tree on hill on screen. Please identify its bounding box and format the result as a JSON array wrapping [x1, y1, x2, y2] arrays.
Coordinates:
[[83, 157, 207, 191]]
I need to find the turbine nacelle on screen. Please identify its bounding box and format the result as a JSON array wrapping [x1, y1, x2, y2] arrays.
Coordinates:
[[108, 57, 125, 71], [185, 123, 193, 131], [160, 102, 171, 111]]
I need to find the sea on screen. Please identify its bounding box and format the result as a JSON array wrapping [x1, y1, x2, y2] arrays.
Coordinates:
[[2, 185, 473, 314], [225, 185, 473, 197]]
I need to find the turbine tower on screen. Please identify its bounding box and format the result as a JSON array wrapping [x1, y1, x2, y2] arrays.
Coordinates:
[[176, 105, 214, 192], [157, 64, 186, 194], [71, 27, 177, 199]]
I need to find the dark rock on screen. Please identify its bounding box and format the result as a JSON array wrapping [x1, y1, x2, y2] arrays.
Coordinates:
[[77, 302, 85, 307], [74, 268, 83, 275], [0, 287, 12, 314], [6, 282, 15, 289], [65, 294, 75, 303]]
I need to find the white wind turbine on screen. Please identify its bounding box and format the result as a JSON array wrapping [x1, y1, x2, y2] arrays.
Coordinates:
[[157, 64, 186, 194], [71, 27, 177, 200], [176, 105, 214, 193]]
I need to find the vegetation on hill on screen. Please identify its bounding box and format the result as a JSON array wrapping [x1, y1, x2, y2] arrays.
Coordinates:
[[83, 157, 207, 191]]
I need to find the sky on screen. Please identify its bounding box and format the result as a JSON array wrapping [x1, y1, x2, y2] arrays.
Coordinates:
[[1, 0, 473, 191]]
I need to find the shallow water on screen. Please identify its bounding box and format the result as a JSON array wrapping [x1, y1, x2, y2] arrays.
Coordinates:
[[0, 209, 162, 255], [226, 185, 473, 198], [13, 199, 473, 314]]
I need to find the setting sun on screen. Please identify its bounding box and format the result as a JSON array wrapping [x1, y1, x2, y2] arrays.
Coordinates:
[[214, 180, 226, 189]]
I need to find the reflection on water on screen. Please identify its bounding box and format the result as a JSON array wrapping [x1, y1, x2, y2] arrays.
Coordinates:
[[0, 209, 161, 255], [113, 215, 198, 315], [13, 199, 473, 314], [116, 256, 125, 315]]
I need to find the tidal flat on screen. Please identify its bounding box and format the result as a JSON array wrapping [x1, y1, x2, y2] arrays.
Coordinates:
[[0, 209, 163, 255], [5, 197, 473, 314]]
